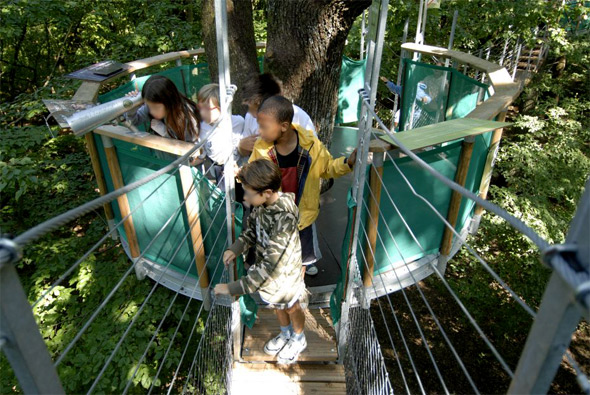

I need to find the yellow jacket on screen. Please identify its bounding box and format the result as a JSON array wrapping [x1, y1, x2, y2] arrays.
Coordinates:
[[249, 124, 352, 230]]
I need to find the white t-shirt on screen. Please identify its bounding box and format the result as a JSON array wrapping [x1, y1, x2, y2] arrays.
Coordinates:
[[240, 104, 317, 140], [199, 114, 244, 165]]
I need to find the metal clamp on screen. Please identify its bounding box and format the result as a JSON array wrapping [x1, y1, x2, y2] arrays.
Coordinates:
[[0, 237, 22, 267]]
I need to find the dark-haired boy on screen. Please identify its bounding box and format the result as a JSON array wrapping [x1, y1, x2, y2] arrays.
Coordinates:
[[214, 159, 308, 364]]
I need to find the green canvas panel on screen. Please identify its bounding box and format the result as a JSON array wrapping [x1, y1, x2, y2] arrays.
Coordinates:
[[336, 56, 367, 124]]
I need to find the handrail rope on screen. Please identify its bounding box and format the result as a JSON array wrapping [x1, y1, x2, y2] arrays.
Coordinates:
[[86, 192, 228, 393], [32, 158, 222, 309], [12, 86, 237, 249]]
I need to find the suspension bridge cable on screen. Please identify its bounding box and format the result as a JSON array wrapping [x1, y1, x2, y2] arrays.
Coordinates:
[[86, 191, 228, 393], [54, 173, 220, 367], [357, 218, 451, 395], [122, 206, 229, 394], [364, 156, 516, 377]]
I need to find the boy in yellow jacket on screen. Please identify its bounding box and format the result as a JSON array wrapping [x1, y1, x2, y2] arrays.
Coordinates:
[[250, 95, 356, 276]]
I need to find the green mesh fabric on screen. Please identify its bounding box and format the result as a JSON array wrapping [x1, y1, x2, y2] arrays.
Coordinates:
[[399, 59, 490, 132], [98, 63, 212, 105], [336, 56, 367, 124], [331, 61, 495, 324]]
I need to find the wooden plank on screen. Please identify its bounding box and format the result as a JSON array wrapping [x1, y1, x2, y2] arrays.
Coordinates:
[[102, 137, 141, 258], [474, 111, 508, 217], [378, 118, 511, 151], [84, 133, 115, 222], [230, 381, 346, 395], [242, 308, 338, 362], [72, 81, 101, 102], [179, 167, 209, 289], [232, 363, 345, 383], [440, 139, 475, 256], [401, 43, 502, 73], [94, 124, 194, 156], [363, 153, 384, 287]]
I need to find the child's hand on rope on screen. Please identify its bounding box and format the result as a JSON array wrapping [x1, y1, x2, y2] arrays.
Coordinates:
[[214, 283, 230, 295], [223, 250, 236, 267]]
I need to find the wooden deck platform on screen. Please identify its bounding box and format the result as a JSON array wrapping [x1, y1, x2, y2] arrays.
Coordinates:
[[231, 308, 345, 394], [241, 308, 338, 362]]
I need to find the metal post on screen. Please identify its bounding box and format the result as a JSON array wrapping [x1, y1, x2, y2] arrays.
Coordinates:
[[391, 17, 409, 130], [0, 239, 65, 394], [360, 10, 366, 60], [499, 38, 509, 67], [508, 178, 590, 394], [512, 39, 522, 81], [338, 0, 389, 362], [413, 0, 425, 60], [214, 0, 241, 362], [444, 10, 458, 68]]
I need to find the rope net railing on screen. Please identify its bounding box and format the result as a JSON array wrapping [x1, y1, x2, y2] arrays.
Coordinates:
[[336, 87, 589, 394], [0, 92, 238, 394]]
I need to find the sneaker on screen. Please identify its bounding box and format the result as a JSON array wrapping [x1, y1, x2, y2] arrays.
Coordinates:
[[277, 336, 307, 365], [305, 263, 318, 276], [263, 332, 290, 356]]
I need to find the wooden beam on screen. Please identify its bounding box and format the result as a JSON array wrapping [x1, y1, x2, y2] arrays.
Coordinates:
[[363, 152, 384, 287], [474, 111, 508, 217], [179, 166, 210, 309], [379, 118, 511, 151], [101, 136, 141, 259], [94, 124, 194, 156], [85, 133, 115, 224], [72, 81, 101, 102], [440, 138, 475, 256]]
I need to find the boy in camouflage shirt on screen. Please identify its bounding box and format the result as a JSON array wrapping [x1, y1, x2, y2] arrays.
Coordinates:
[[214, 159, 308, 364]]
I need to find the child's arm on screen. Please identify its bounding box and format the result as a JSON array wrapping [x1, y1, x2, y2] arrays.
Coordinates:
[[226, 210, 257, 258], [316, 139, 354, 179], [226, 213, 298, 296]]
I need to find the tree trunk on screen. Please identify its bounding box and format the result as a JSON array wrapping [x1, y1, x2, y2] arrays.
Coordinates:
[[265, 0, 370, 145], [202, 0, 260, 115]]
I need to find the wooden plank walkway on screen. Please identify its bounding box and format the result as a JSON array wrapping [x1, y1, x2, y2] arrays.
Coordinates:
[[231, 308, 345, 394]]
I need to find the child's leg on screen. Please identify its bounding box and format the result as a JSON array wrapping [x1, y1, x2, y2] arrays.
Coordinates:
[[275, 308, 291, 327], [285, 301, 305, 335], [277, 301, 307, 364], [264, 308, 292, 356]]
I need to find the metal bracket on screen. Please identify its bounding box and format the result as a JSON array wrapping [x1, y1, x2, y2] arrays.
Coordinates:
[[0, 237, 22, 267]]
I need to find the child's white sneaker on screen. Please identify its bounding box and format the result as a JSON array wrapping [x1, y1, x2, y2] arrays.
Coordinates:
[[263, 332, 290, 356], [277, 336, 307, 365]]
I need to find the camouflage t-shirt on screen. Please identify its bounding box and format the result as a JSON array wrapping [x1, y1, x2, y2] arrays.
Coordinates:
[[226, 192, 305, 307]]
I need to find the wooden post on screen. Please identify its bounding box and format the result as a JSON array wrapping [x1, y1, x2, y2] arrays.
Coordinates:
[[440, 136, 475, 258], [179, 166, 210, 310], [363, 151, 385, 287], [471, 111, 508, 233], [85, 133, 117, 239], [100, 135, 141, 262]]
